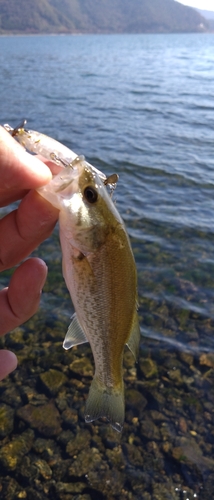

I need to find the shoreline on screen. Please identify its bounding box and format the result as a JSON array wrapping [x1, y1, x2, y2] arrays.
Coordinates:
[[0, 31, 213, 37]]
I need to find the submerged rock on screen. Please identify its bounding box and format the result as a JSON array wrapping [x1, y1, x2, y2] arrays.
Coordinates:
[[61, 407, 78, 426], [139, 357, 158, 378], [199, 353, 214, 369], [68, 356, 93, 378], [0, 429, 34, 470], [39, 369, 68, 396], [66, 429, 91, 456], [34, 458, 52, 480], [87, 466, 125, 497], [0, 404, 14, 437], [53, 481, 87, 495], [17, 402, 62, 437], [68, 447, 102, 478], [125, 388, 147, 419]]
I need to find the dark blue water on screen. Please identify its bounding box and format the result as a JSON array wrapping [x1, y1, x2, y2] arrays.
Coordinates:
[[1, 34, 214, 499]]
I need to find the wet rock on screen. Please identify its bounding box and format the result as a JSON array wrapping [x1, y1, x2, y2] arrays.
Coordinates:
[[61, 407, 78, 426], [199, 353, 214, 369], [178, 416, 188, 434], [0, 386, 22, 407], [39, 369, 68, 396], [24, 487, 46, 500], [172, 446, 185, 461], [66, 429, 91, 456], [160, 422, 174, 442], [0, 429, 34, 470], [139, 357, 158, 378], [167, 368, 182, 384], [15, 490, 27, 499], [20, 386, 42, 404], [162, 441, 171, 453], [146, 441, 165, 472], [6, 327, 26, 349], [1, 477, 21, 500], [34, 458, 52, 480], [152, 482, 180, 499], [55, 396, 68, 412], [87, 467, 124, 497], [50, 459, 72, 482], [125, 466, 151, 498], [17, 402, 62, 437], [99, 425, 121, 449], [122, 442, 143, 467], [149, 410, 166, 422], [19, 455, 39, 480], [68, 356, 93, 378], [179, 352, 194, 366], [172, 437, 214, 472], [53, 481, 86, 495], [33, 437, 56, 455], [0, 403, 14, 437], [57, 430, 75, 447], [125, 388, 147, 419], [68, 447, 102, 478], [106, 445, 124, 469], [141, 419, 161, 441]]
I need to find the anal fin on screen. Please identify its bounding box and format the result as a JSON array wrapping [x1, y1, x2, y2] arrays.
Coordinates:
[[63, 313, 88, 350], [126, 310, 140, 361]]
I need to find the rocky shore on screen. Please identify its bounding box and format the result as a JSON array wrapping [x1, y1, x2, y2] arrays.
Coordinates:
[[0, 306, 214, 499]]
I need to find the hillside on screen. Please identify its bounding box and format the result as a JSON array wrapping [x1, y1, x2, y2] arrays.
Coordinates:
[[197, 9, 214, 30], [0, 0, 209, 34]]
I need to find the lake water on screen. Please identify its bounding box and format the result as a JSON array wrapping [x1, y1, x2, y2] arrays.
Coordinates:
[[1, 33, 214, 499]]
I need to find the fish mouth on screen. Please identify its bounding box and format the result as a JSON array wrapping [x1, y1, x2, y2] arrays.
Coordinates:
[[55, 177, 74, 193]]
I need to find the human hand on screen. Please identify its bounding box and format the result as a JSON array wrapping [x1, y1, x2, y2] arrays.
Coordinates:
[[0, 126, 60, 380]]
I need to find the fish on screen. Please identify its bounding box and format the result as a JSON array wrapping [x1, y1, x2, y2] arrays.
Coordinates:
[[37, 155, 140, 432], [3, 122, 139, 431]]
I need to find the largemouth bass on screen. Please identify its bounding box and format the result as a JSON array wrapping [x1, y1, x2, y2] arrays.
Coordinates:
[[38, 156, 140, 432]]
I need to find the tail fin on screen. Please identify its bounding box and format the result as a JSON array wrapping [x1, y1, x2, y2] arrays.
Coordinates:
[[85, 376, 124, 432]]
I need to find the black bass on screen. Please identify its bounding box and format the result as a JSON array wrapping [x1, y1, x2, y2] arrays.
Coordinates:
[[37, 156, 140, 431], [4, 119, 140, 432], [38, 156, 140, 431]]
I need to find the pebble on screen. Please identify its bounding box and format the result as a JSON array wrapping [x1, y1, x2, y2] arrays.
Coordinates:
[[16, 402, 62, 436], [0, 429, 34, 470], [39, 369, 68, 396], [66, 429, 91, 456], [0, 404, 14, 437], [68, 356, 94, 378]]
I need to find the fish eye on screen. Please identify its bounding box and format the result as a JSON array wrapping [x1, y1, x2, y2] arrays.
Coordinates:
[[84, 186, 98, 204]]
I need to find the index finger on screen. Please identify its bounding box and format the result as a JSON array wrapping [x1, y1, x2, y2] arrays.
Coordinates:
[[0, 126, 53, 190]]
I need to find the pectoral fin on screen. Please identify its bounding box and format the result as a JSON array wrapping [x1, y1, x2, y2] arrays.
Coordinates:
[[126, 310, 140, 361], [63, 313, 88, 350]]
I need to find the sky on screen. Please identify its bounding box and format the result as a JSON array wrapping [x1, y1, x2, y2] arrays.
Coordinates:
[[177, 0, 214, 10]]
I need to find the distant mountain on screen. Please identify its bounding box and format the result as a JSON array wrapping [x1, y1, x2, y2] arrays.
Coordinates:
[[197, 9, 214, 20], [0, 0, 209, 34], [197, 9, 214, 30]]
